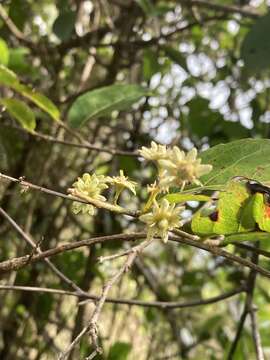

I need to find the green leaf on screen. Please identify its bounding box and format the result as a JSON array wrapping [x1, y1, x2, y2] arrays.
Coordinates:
[[0, 38, 9, 66], [0, 98, 36, 131], [165, 193, 211, 204], [14, 84, 60, 121], [9, 0, 29, 31], [8, 47, 32, 74], [0, 65, 59, 121], [68, 84, 149, 128], [52, 10, 76, 41], [107, 342, 132, 360], [143, 49, 161, 81], [187, 97, 222, 137], [200, 139, 270, 189], [241, 12, 270, 73], [163, 45, 188, 72], [136, 0, 156, 15], [0, 64, 19, 87], [223, 232, 270, 245]]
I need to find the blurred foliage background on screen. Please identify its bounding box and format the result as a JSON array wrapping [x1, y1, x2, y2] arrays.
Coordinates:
[[1, 0, 270, 359]]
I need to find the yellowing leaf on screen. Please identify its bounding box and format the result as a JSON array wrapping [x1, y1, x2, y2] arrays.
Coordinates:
[[191, 179, 256, 236], [252, 193, 270, 232]]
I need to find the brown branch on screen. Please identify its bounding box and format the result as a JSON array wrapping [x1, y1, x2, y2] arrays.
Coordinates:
[[30, 130, 138, 156], [0, 207, 84, 293], [2, 228, 270, 283], [233, 243, 270, 259], [0, 232, 146, 273], [59, 239, 151, 360], [179, 0, 260, 18], [2, 173, 270, 282], [0, 172, 138, 217], [0, 285, 246, 309], [171, 235, 270, 281], [0, 4, 35, 46]]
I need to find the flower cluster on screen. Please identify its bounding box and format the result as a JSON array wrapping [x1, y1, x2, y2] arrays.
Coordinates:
[[70, 142, 213, 246], [70, 171, 137, 215], [139, 141, 212, 192], [71, 173, 109, 215], [139, 199, 184, 243]]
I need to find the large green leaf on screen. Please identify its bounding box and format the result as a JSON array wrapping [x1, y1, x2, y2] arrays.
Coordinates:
[[241, 12, 270, 73], [0, 98, 36, 131], [68, 84, 149, 128], [52, 10, 76, 41], [199, 139, 270, 189]]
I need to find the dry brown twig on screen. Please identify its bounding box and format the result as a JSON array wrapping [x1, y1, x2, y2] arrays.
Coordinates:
[[0, 284, 245, 309], [0, 207, 84, 293], [58, 238, 152, 360]]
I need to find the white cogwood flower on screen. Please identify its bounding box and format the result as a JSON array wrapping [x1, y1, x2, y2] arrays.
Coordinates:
[[107, 170, 137, 195], [138, 141, 169, 161], [107, 170, 137, 203], [71, 173, 109, 214], [139, 199, 184, 243], [158, 147, 212, 189]]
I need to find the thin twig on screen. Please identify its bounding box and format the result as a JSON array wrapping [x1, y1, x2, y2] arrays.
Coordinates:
[[58, 239, 151, 360], [250, 304, 265, 360], [0, 207, 83, 293], [0, 122, 138, 157], [98, 240, 153, 263], [0, 4, 34, 45], [30, 130, 138, 157], [0, 172, 138, 217], [234, 243, 270, 260], [180, 0, 260, 18], [0, 232, 146, 273], [0, 284, 246, 309]]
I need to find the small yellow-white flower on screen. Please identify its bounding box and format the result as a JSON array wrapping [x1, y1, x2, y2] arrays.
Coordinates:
[[139, 199, 184, 243], [71, 173, 109, 214], [139, 141, 169, 161], [107, 170, 137, 203], [107, 170, 137, 195], [158, 147, 212, 188]]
